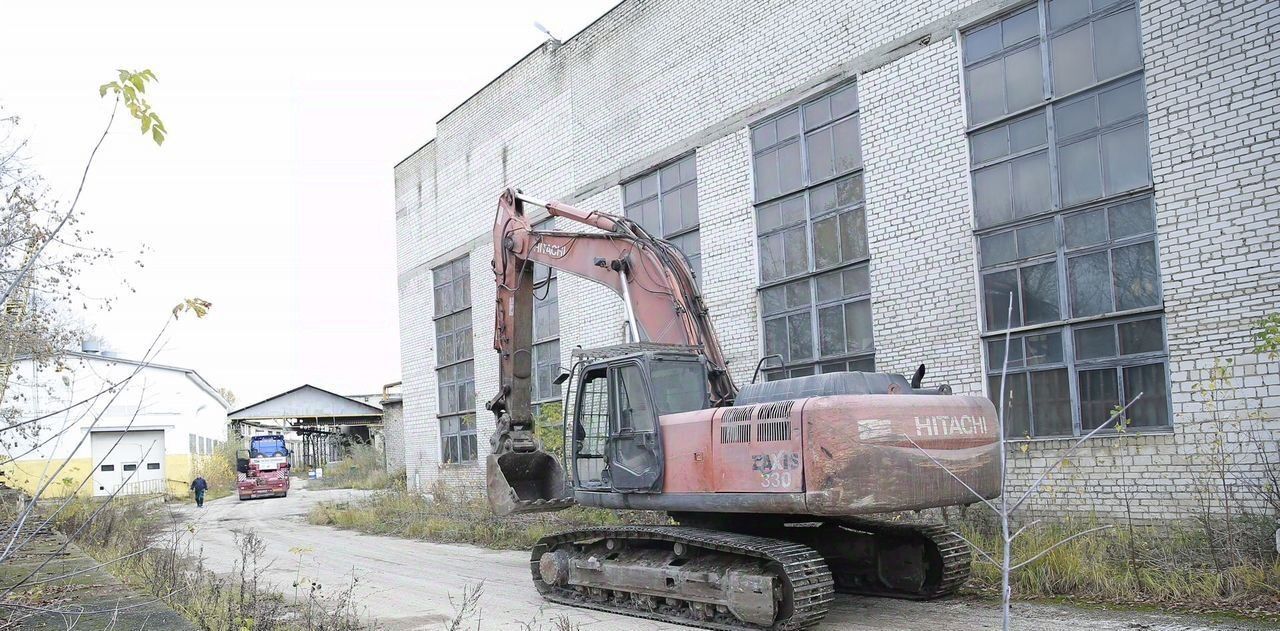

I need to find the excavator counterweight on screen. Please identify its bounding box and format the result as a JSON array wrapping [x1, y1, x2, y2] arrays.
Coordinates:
[[479, 188, 1001, 629]]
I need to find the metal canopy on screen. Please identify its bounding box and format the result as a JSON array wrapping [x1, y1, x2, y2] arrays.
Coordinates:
[[228, 384, 383, 424]]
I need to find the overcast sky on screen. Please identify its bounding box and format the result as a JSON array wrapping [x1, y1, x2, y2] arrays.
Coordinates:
[[0, 0, 617, 405]]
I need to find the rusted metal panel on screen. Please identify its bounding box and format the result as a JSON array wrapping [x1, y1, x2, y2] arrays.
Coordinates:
[[711, 401, 804, 493], [658, 409, 714, 492], [802, 394, 1001, 516]]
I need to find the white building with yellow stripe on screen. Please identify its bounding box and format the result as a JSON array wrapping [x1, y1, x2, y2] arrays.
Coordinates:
[[1, 349, 228, 498]]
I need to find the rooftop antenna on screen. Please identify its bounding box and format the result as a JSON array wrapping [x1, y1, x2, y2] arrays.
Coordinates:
[[534, 21, 561, 47]]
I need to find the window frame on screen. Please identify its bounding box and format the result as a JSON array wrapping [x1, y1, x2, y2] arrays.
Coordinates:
[[751, 82, 874, 378], [623, 154, 701, 282], [964, 0, 1171, 438], [433, 255, 476, 464], [531, 220, 562, 407]]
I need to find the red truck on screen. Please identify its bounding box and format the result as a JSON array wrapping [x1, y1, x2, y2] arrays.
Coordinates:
[[236, 434, 291, 500]]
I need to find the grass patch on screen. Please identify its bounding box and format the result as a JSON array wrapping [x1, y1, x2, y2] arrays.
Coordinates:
[[31, 495, 374, 629], [958, 514, 1280, 620], [309, 481, 666, 550], [311, 443, 401, 491]]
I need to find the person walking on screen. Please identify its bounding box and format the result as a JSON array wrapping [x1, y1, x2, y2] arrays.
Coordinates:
[[190, 476, 208, 508]]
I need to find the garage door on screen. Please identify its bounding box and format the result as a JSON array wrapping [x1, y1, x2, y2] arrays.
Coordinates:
[[91, 430, 166, 496]]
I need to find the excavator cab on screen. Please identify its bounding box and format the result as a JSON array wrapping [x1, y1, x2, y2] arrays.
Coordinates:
[[487, 347, 709, 514]]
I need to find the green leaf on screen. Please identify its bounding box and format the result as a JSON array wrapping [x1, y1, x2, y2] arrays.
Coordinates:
[[118, 69, 130, 82], [130, 75, 145, 93], [152, 127, 164, 145], [99, 83, 114, 97], [141, 116, 151, 133]]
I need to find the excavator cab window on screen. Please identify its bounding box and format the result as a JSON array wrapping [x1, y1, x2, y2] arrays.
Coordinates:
[[571, 359, 664, 493]]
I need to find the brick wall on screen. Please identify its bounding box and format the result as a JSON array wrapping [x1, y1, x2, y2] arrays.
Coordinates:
[[393, 0, 1279, 520]]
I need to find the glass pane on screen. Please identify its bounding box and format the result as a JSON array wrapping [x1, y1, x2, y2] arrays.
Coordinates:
[[681, 156, 696, 183], [1119, 317, 1163, 355], [757, 200, 781, 232], [764, 317, 789, 362], [785, 279, 811, 309], [989, 373, 1030, 437], [777, 111, 801, 141], [1017, 221, 1057, 258], [1011, 152, 1052, 218], [1005, 46, 1044, 113], [844, 265, 870, 296], [778, 141, 803, 194], [1100, 79, 1145, 126], [844, 300, 874, 352], [987, 338, 1026, 369], [788, 313, 814, 361], [968, 59, 1006, 124], [1059, 136, 1103, 206], [754, 149, 779, 200], [1049, 0, 1089, 28], [660, 163, 681, 191], [811, 180, 837, 215], [813, 215, 840, 269], [981, 231, 1017, 268], [1069, 251, 1113, 316], [1079, 368, 1120, 430], [1031, 369, 1073, 436], [1051, 25, 1094, 95], [783, 226, 808, 277], [965, 23, 1002, 63], [1124, 363, 1168, 427], [815, 270, 842, 302], [1065, 208, 1108, 248], [1102, 122, 1150, 193], [818, 305, 845, 356], [1108, 198, 1154, 238], [759, 234, 784, 281], [984, 269, 1022, 329], [849, 357, 875, 372], [1025, 331, 1065, 365], [1003, 8, 1039, 47], [781, 195, 806, 225], [1010, 113, 1048, 152], [790, 366, 816, 378], [973, 163, 1012, 228], [1021, 262, 1061, 324], [831, 84, 858, 119], [804, 97, 832, 130], [640, 172, 659, 198], [1094, 9, 1142, 81], [972, 125, 1009, 163], [1074, 324, 1117, 359], [752, 121, 776, 149], [761, 285, 786, 316], [839, 209, 868, 263], [821, 361, 848, 374], [662, 189, 684, 233], [1055, 95, 1098, 138], [833, 116, 862, 173], [1112, 241, 1159, 310], [806, 127, 834, 182], [837, 174, 864, 206]]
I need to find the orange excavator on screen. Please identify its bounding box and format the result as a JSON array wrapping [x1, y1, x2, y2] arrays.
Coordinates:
[[485, 188, 1001, 629]]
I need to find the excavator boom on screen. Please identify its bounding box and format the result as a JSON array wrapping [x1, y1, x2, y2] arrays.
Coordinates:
[[486, 188, 734, 515]]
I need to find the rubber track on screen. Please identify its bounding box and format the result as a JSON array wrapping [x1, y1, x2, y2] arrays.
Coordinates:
[[833, 517, 972, 600], [530, 525, 835, 631]]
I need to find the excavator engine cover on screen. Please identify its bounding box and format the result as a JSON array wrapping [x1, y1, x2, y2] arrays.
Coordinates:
[[486, 451, 575, 516]]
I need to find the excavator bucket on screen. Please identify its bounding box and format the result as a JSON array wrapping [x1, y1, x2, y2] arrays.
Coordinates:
[[486, 450, 575, 516]]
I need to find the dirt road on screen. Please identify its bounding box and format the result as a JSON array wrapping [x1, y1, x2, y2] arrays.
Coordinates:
[[169, 486, 1265, 631]]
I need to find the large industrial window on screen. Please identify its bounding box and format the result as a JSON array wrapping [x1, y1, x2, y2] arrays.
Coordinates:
[[623, 155, 701, 283], [750, 83, 873, 380], [434, 255, 476, 463], [964, 0, 1168, 437], [531, 220, 561, 415]]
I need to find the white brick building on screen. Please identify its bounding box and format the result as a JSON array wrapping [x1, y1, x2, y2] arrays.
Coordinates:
[[394, 0, 1279, 520]]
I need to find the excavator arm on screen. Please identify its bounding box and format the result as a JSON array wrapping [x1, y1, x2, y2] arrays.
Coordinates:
[[485, 188, 735, 514]]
